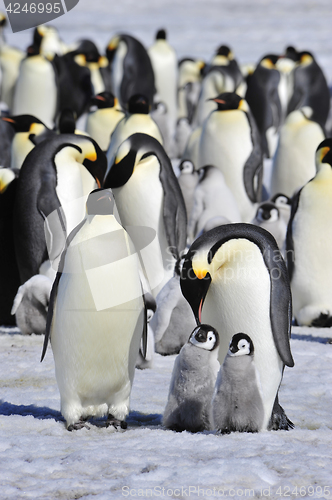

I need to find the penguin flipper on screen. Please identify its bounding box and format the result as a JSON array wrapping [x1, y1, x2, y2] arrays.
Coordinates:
[[243, 112, 264, 203], [285, 188, 302, 282]]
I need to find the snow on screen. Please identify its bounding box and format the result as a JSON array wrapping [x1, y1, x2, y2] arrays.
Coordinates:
[[1, 0, 332, 498]]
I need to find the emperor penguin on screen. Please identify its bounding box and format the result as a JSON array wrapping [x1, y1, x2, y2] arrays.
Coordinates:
[[187, 165, 241, 243], [148, 29, 178, 156], [0, 167, 20, 325], [177, 57, 204, 124], [286, 139, 332, 327], [180, 223, 294, 431], [163, 324, 220, 432], [12, 48, 58, 129], [287, 51, 330, 131], [245, 54, 282, 158], [41, 189, 146, 430], [85, 92, 125, 152], [0, 21, 25, 110], [270, 107, 325, 198], [0, 116, 15, 169], [197, 92, 264, 222], [33, 25, 66, 60], [13, 134, 107, 284], [212, 333, 265, 434], [177, 159, 200, 222], [71, 39, 109, 96], [251, 194, 291, 253], [104, 133, 187, 297], [1, 114, 54, 170], [105, 94, 163, 177], [11, 274, 52, 335], [193, 45, 244, 127], [106, 34, 155, 110]]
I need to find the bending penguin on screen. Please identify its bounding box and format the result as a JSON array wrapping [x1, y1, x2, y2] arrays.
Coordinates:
[[286, 138, 332, 327], [41, 189, 146, 430], [180, 223, 294, 431], [212, 333, 265, 434], [104, 133, 187, 297], [13, 134, 107, 284], [163, 324, 220, 432]]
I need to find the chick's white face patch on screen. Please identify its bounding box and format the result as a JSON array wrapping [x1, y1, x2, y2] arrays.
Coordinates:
[[190, 329, 217, 350], [229, 338, 251, 356]]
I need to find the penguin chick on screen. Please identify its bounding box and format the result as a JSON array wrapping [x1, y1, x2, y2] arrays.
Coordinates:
[[11, 275, 52, 335], [212, 333, 264, 434], [163, 324, 220, 432]]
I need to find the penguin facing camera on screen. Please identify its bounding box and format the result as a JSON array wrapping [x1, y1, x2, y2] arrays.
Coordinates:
[[11, 275, 52, 335], [163, 324, 220, 433], [41, 188, 147, 430], [212, 333, 264, 434]]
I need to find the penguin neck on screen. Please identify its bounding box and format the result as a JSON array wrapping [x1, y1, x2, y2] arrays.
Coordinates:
[[315, 163, 332, 184]]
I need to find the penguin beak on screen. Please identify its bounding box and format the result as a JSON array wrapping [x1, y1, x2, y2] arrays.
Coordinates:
[[209, 98, 226, 104], [193, 266, 208, 280]]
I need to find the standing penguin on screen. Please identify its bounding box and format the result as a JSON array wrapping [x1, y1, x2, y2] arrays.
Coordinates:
[[107, 34, 155, 110], [41, 189, 146, 430], [245, 54, 282, 158], [13, 134, 107, 284], [163, 324, 220, 432], [12, 48, 58, 129], [270, 107, 325, 198], [287, 51, 330, 131], [177, 159, 200, 222], [286, 139, 332, 327], [148, 29, 178, 156], [104, 133, 187, 297], [180, 223, 294, 431], [197, 93, 264, 222], [212, 333, 265, 434], [105, 93, 163, 174], [85, 92, 125, 152]]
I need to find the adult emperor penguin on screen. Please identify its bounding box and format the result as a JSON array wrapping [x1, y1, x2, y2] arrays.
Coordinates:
[[104, 133, 187, 297], [106, 34, 155, 110], [193, 45, 245, 127], [163, 324, 220, 432], [212, 333, 265, 433], [177, 57, 205, 124], [180, 223, 294, 431], [245, 54, 282, 158], [1, 114, 53, 170], [85, 92, 125, 152], [270, 107, 325, 198], [41, 189, 146, 430], [286, 139, 332, 327], [105, 94, 163, 177], [0, 167, 20, 325], [287, 51, 330, 131], [12, 47, 58, 129], [197, 92, 264, 222], [148, 29, 178, 156], [13, 134, 107, 284], [0, 19, 25, 110]]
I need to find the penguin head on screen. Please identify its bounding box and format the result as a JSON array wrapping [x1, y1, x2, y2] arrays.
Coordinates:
[[298, 51, 314, 67], [74, 39, 101, 63], [179, 160, 195, 175], [316, 139, 332, 171], [209, 93, 249, 112], [228, 333, 254, 356], [156, 29, 167, 40], [212, 45, 233, 66], [255, 202, 279, 223], [284, 46, 299, 62], [1, 115, 48, 142], [259, 54, 279, 69], [90, 92, 116, 110], [56, 108, 77, 135], [215, 45, 232, 58], [86, 188, 115, 216], [270, 193, 291, 206], [127, 94, 150, 114], [189, 324, 219, 351]]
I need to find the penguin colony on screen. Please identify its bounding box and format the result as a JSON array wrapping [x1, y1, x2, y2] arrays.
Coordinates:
[[0, 13, 331, 433]]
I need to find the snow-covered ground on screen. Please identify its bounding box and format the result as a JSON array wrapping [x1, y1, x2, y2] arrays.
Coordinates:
[[1, 0, 332, 498], [0, 326, 331, 499]]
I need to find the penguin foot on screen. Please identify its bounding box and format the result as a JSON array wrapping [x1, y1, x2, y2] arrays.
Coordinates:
[[268, 404, 294, 431], [67, 421, 91, 431], [106, 414, 127, 430], [311, 313, 332, 328]]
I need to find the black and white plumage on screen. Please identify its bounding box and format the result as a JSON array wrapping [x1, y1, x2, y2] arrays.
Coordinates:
[[212, 333, 264, 433], [41, 189, 146, 430], [286, 138, 332, 327], [197, 92, 264, 221], [163, 324, 220, 432], [104, 133, 187, 297], [180, 223, 294, 431]]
